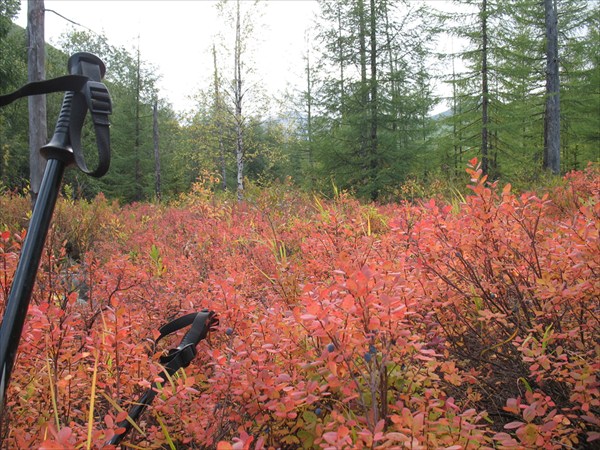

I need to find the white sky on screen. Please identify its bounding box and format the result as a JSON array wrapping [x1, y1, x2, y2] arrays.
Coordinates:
[[16, 0, 458, 115], [16, 0, 321, 113]]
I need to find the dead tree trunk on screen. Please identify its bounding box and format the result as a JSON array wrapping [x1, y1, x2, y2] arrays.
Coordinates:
[[212, 44, 227, 191], [153, 102, 161, 201], [133, 44, 143, 201], [480, 0, 490, 176], [543, 0, 561, 174], [305, 33, 314, 177], [27, 0, 47, 206], [234, 0, 244, 202]]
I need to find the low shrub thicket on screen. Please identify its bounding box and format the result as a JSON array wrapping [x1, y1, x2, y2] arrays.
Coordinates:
[[0, 162, 598, 449]]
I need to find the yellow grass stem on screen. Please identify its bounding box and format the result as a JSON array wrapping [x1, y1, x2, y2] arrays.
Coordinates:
[[45, 355, 61, 431], [118, 443, 148, 450], [86, 350, 99, 450], [100, 310, 108, 347], [100, 392, 145, 436], [154, 411, 176, 450], [156, 366, 177, 396], [480, 327, 519, 358]]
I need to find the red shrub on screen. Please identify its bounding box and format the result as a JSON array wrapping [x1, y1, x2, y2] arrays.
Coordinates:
[[0, 166, 597, 448]]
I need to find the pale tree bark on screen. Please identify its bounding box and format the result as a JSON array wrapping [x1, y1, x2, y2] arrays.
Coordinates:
[[153, 102, 161, 201], [134, 44, 143, 201], [27, 0, 47, 206], [212, 43, 227, 190], [234, 0, 244, 202], [304, 33, 314, 176], [543, 0, 561, 174]]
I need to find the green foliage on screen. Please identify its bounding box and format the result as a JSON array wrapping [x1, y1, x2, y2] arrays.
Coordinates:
[[0, 11, 27, 188], [1, 2, 598, 202], [435, 0, 598, 183], [0, 20, 68, 191], [0, 0, 22, 90], [306, 0, 438, 200], [56, 30, 170, 202], [559, 1, 600, 171]]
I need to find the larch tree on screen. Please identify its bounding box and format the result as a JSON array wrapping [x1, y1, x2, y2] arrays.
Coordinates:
[[541, 0, 597, 173], [296, 29, 316, 186], [560, 0, 600, 170], [480, 0, 490, 175], [313, 0, 435, 200], [59, 30, 161, 202], [498, 0, 593, 177], [441, 0, 505, 178]]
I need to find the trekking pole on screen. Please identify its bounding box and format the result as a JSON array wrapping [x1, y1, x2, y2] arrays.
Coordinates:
[[0, 53, 111, 420], [107, 310, 218, 446]]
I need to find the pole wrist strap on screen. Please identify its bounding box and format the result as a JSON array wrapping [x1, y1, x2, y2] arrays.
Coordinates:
[[0, 74, 111, 177]]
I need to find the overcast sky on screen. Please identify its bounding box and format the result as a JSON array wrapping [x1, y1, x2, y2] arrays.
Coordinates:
[[16, 0, 457, 115], [16, 0, 321, 113]]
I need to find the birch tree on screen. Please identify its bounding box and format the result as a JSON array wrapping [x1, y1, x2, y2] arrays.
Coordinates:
[[233, 0, 244, 201], [212, 43, 228, 190], [215, 0, 265, 201]]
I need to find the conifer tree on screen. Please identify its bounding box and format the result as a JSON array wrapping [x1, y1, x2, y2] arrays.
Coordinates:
[[59, 30, 161, 201], [442, 0, 597, 182], [313, 0, 435, 200]]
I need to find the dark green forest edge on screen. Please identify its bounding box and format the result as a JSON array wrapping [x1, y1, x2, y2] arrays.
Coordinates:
[[0, 0, 598, 204]]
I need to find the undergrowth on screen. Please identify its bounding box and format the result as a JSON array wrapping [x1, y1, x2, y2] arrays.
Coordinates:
[[0, 163, 597, 449]]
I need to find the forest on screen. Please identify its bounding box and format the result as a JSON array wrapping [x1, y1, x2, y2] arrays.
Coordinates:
[[0, 0, 598, 202], [0, 0, 599, 449]]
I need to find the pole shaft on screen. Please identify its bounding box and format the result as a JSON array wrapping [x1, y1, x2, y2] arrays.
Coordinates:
[[0, 158, 65, 410]]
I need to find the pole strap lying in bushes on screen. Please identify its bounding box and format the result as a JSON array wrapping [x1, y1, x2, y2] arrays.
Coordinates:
[[108, 309, 219, 446]]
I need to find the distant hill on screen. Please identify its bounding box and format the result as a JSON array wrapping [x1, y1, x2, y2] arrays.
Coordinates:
[[431, 108, 452, 120]]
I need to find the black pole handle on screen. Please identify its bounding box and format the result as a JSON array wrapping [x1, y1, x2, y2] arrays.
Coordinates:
[[41, 52, 111, 176]]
